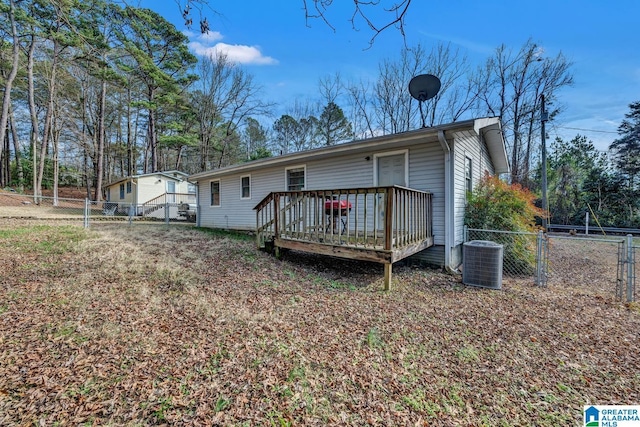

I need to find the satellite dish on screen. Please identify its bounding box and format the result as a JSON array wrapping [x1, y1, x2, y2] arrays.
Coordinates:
[[408, 74, 441, 102], [409, 74, 441, 128]]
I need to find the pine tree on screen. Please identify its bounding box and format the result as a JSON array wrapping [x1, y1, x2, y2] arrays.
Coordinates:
[[609, 101, 640, 189], [317, 102, 353, 146]]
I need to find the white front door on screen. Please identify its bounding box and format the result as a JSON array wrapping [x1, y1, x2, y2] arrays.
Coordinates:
[[376, 153, 407, 187]]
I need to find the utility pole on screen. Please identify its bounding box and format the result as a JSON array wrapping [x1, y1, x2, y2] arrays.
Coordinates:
[[540, 94, 549, 231]]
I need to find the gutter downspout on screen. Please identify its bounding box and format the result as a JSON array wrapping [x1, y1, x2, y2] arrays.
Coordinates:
[[438, 130, 455, 271], [195, 181, 200, 227]]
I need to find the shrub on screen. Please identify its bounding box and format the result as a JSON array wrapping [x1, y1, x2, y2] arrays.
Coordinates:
[[465, 174, 543, 231], [465, 174, 544, 275]]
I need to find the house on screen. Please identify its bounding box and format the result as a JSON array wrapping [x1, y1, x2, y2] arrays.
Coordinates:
[[103, 170, 196, 219], [188, 117, 509, 286]]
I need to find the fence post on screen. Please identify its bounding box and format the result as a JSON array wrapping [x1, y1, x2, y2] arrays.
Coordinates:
[[463, 225, 468, 243], [84, 198, 89, 228], [535, 230, 544, 286], [165, 203, 170, 224], [585, 211, 589, 235], [627, 234, 634, 302]]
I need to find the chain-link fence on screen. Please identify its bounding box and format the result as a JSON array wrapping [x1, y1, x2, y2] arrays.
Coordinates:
[[466, 228, 542, 280], [466, 227, 637, 302], [0, 192, 198, 227]]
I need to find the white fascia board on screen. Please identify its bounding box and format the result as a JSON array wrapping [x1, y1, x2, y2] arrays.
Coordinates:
[[474, 118, 510, 175]]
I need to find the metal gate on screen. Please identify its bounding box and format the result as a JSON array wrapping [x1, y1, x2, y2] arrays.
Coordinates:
[[466, 228, 636, 301]]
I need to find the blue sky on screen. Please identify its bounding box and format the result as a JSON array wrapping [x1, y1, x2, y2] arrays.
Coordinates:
[[140, 0, 638, 152]]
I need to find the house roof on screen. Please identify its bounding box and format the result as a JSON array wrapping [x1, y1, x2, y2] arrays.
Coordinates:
[[189, 117, 509, 181], [104, 170, 189, 188]]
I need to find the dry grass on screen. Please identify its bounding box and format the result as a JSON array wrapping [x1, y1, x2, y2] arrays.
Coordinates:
[[0, 221, 639, 426]]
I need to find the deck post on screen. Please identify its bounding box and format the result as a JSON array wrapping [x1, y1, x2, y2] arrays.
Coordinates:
[[384, 263, 392, 291], [273, 194, 279, 239], [384, 187, 394, 251]]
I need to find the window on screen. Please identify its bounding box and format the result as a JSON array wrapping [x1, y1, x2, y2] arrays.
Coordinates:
[[119, 183, 125, 199], [241, 176, 251, 199], [465, 156, 473, 194], [126, 181, 132, 194], [210, 180, 220, 206], [167, 181, 176, 203], [286, 166, 305, 191]]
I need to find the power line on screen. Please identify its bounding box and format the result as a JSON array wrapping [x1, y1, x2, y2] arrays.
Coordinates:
[[555, 126, 618, 134]]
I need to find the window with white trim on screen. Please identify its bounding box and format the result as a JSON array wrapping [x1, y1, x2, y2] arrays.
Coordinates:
[[286, 167, 305, 191], [465, 156, 473, 194], [241, 175, 251, 199], [210, 180, 220, 206]]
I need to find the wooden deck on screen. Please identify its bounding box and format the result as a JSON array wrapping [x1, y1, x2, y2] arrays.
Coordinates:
[[254, 186, 433, 289]]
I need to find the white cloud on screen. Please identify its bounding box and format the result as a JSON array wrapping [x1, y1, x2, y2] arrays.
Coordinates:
[[188, 32, 277, 65], [200, 31, 224, 42]]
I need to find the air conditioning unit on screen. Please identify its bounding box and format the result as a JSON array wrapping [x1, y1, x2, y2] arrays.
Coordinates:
[[462, 240, 503, 289]]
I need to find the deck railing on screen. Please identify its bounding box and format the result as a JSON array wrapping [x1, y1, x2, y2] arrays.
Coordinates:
[[140, 192, 196, 216], [254, 186, 432, 253]]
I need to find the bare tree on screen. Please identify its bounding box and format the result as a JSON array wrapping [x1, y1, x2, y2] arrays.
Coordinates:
[[318, 72, 342, 106], [346, 79, 377, 139], [420, 43, 473, 127], [0, 0, 21, 185], [348, 42, 472, 135], [303, 0, 413, 46], [192, 52, 272, 170], [475, 39, 573, 185], [176, 0, 413, 46]]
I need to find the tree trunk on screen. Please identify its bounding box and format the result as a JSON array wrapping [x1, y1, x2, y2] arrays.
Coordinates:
[[37, 39, 61, 197], [0, 0, 20, 173], [93, 80, 107, 201], [1, 129, 9, 187], [26, 33, 39, 199], [149, 111, 157, 172], [9, 105, 23, 191], [52, 122, 59, 206], [126, 86, 133, 176]]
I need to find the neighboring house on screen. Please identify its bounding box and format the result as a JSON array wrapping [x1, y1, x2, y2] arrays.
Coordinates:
[[103, 170, 196, 219], [189, 117, 509, 275]]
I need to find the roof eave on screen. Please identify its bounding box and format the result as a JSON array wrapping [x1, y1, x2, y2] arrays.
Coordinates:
[[475, 118, 510, 175], [189, 119, 483, 181]]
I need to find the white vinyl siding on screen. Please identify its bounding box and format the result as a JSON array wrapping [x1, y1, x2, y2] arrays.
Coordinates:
[[452, 129, 496, 248], [105, 172, 191, 207], [196, 143, 447, 246], [197, 167, 281, 230]]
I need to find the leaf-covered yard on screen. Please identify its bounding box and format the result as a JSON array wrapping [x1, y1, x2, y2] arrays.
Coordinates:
[[0, 221, 638, 426]]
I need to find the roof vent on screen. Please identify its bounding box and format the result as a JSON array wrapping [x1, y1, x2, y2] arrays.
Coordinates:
[[462, 240, 503, 289]]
